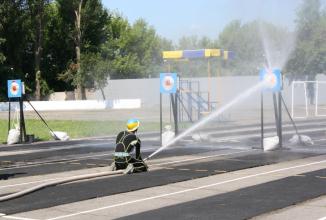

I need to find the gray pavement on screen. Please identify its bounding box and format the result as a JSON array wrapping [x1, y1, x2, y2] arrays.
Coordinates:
[[1, 155, 325, 220], [252, 195, 326, 220], [0, 117, 325, 219]]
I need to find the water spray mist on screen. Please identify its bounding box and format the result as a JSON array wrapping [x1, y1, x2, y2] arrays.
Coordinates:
[[145, 79, 273, 161]]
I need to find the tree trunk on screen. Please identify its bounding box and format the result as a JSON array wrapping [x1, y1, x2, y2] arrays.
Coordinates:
[[34, 1, 44, 101], [74, 0, 86, 100], [100, 87, 106, 100]]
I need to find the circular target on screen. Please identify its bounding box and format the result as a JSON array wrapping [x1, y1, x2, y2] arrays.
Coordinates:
[[264, 70, 277, 89], [162, 75, 175, 91], [10, 81, 20, 96]]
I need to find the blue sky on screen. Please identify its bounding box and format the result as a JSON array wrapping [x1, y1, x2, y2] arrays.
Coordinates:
[[101, 0, 322, 40]]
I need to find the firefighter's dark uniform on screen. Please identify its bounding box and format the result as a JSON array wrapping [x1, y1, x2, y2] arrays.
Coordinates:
[[113, 130, 148, 173]]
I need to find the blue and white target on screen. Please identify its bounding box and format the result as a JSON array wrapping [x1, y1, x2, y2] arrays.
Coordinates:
[[7, 79, 22, 98], [160, 73, 177, 94], [163, 75, 174, 90], [259, 69, 282, 92]]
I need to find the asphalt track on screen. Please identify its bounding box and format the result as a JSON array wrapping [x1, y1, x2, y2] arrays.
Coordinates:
[[0, 119, 325, 219], [118, 168, 326, 220], [0, 150, 320, 214]]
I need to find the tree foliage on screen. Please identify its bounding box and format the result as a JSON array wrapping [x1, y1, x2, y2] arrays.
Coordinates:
[[102, 18, 162, 79], [0, 0, 324, 101], [285, 0, 326, 81]]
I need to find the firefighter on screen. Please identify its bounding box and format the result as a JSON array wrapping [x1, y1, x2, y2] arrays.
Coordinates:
[[111, 119, 148, 173]]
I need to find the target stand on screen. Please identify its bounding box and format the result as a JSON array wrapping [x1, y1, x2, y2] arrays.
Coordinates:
[[259, 69, 283, 149], [7, 79, 27, 143], [160, 73, 179, 146]]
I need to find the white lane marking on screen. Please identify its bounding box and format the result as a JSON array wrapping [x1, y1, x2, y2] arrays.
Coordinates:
[[2, 215, 39, 220], [151, 149, 254, 167], [0, 149, 250, 189], [318, 217, 326, 220], [45, 159, 326, 220]]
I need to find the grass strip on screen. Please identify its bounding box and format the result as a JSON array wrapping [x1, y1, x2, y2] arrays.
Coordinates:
[[0, 119, 162, 143]]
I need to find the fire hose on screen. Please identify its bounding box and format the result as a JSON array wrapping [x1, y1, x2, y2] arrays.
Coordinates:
[[0, 170, 124, 202]]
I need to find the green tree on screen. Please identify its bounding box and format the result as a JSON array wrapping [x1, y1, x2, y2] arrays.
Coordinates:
[[0, 35, 5, 64], [56, 0, 108, 99], [28, 0, 51, 100], [218, 20, 293, 75], [0, 0, 32, 101], [285, 0, 325, 81], [58, 52, 110, 99], [41, 2, 74, 93], [103, 17, 162, 79], [218, 20, 262, 75], [115, 18, 161, 78], [0, 9, 5, 64]]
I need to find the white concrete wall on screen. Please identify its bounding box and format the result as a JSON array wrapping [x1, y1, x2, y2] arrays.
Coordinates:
[[3, 75, 324, 112], [0, 99, 141, 111], [91, 74, 326, 109]]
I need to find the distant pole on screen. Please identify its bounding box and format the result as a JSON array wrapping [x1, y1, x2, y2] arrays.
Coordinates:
[[273, 93, 279, 135], [8, 98, 11, 134], [19, 97, 26, 143], [175, 91, 179, 135], [217, 58, 221, 109], [171, 93, 178, 136], [261, 92, 264, 149], [207, 59, 211, 111], [278, 91, 282, 148], [160, 93, 162, 146]]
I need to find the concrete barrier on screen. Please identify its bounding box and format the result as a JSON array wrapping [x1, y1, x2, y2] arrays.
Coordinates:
[[0, 99, 141, 111]]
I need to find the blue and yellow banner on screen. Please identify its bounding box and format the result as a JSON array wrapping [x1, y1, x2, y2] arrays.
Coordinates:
[[163, 49, 229, 59]]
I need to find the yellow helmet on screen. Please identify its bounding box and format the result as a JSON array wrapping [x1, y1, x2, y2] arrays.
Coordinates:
[[127, 119, 140, 132]]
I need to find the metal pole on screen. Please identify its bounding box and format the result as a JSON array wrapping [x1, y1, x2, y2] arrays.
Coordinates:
[[178, 89, 181, 123], [197, 82, 201, 120], [207, 59, 211, 111], [261, 92, 264, 149], [175, 92, 179, 135], [160, 93, 162, 146], [217, 57, 221, 109], [19, 97, 27, 143], [8, 98, 11, 134], [273, 93, 279, 136], [315, 82, 319, 116], [291, 82, 294, 118], [189, 81, 193, 121], [169, 95, 172, 124], [19, 97, 23, 143], [170, 94, 176, 135], [278, 91, 282, 148], [304, 83, 308, 117]]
